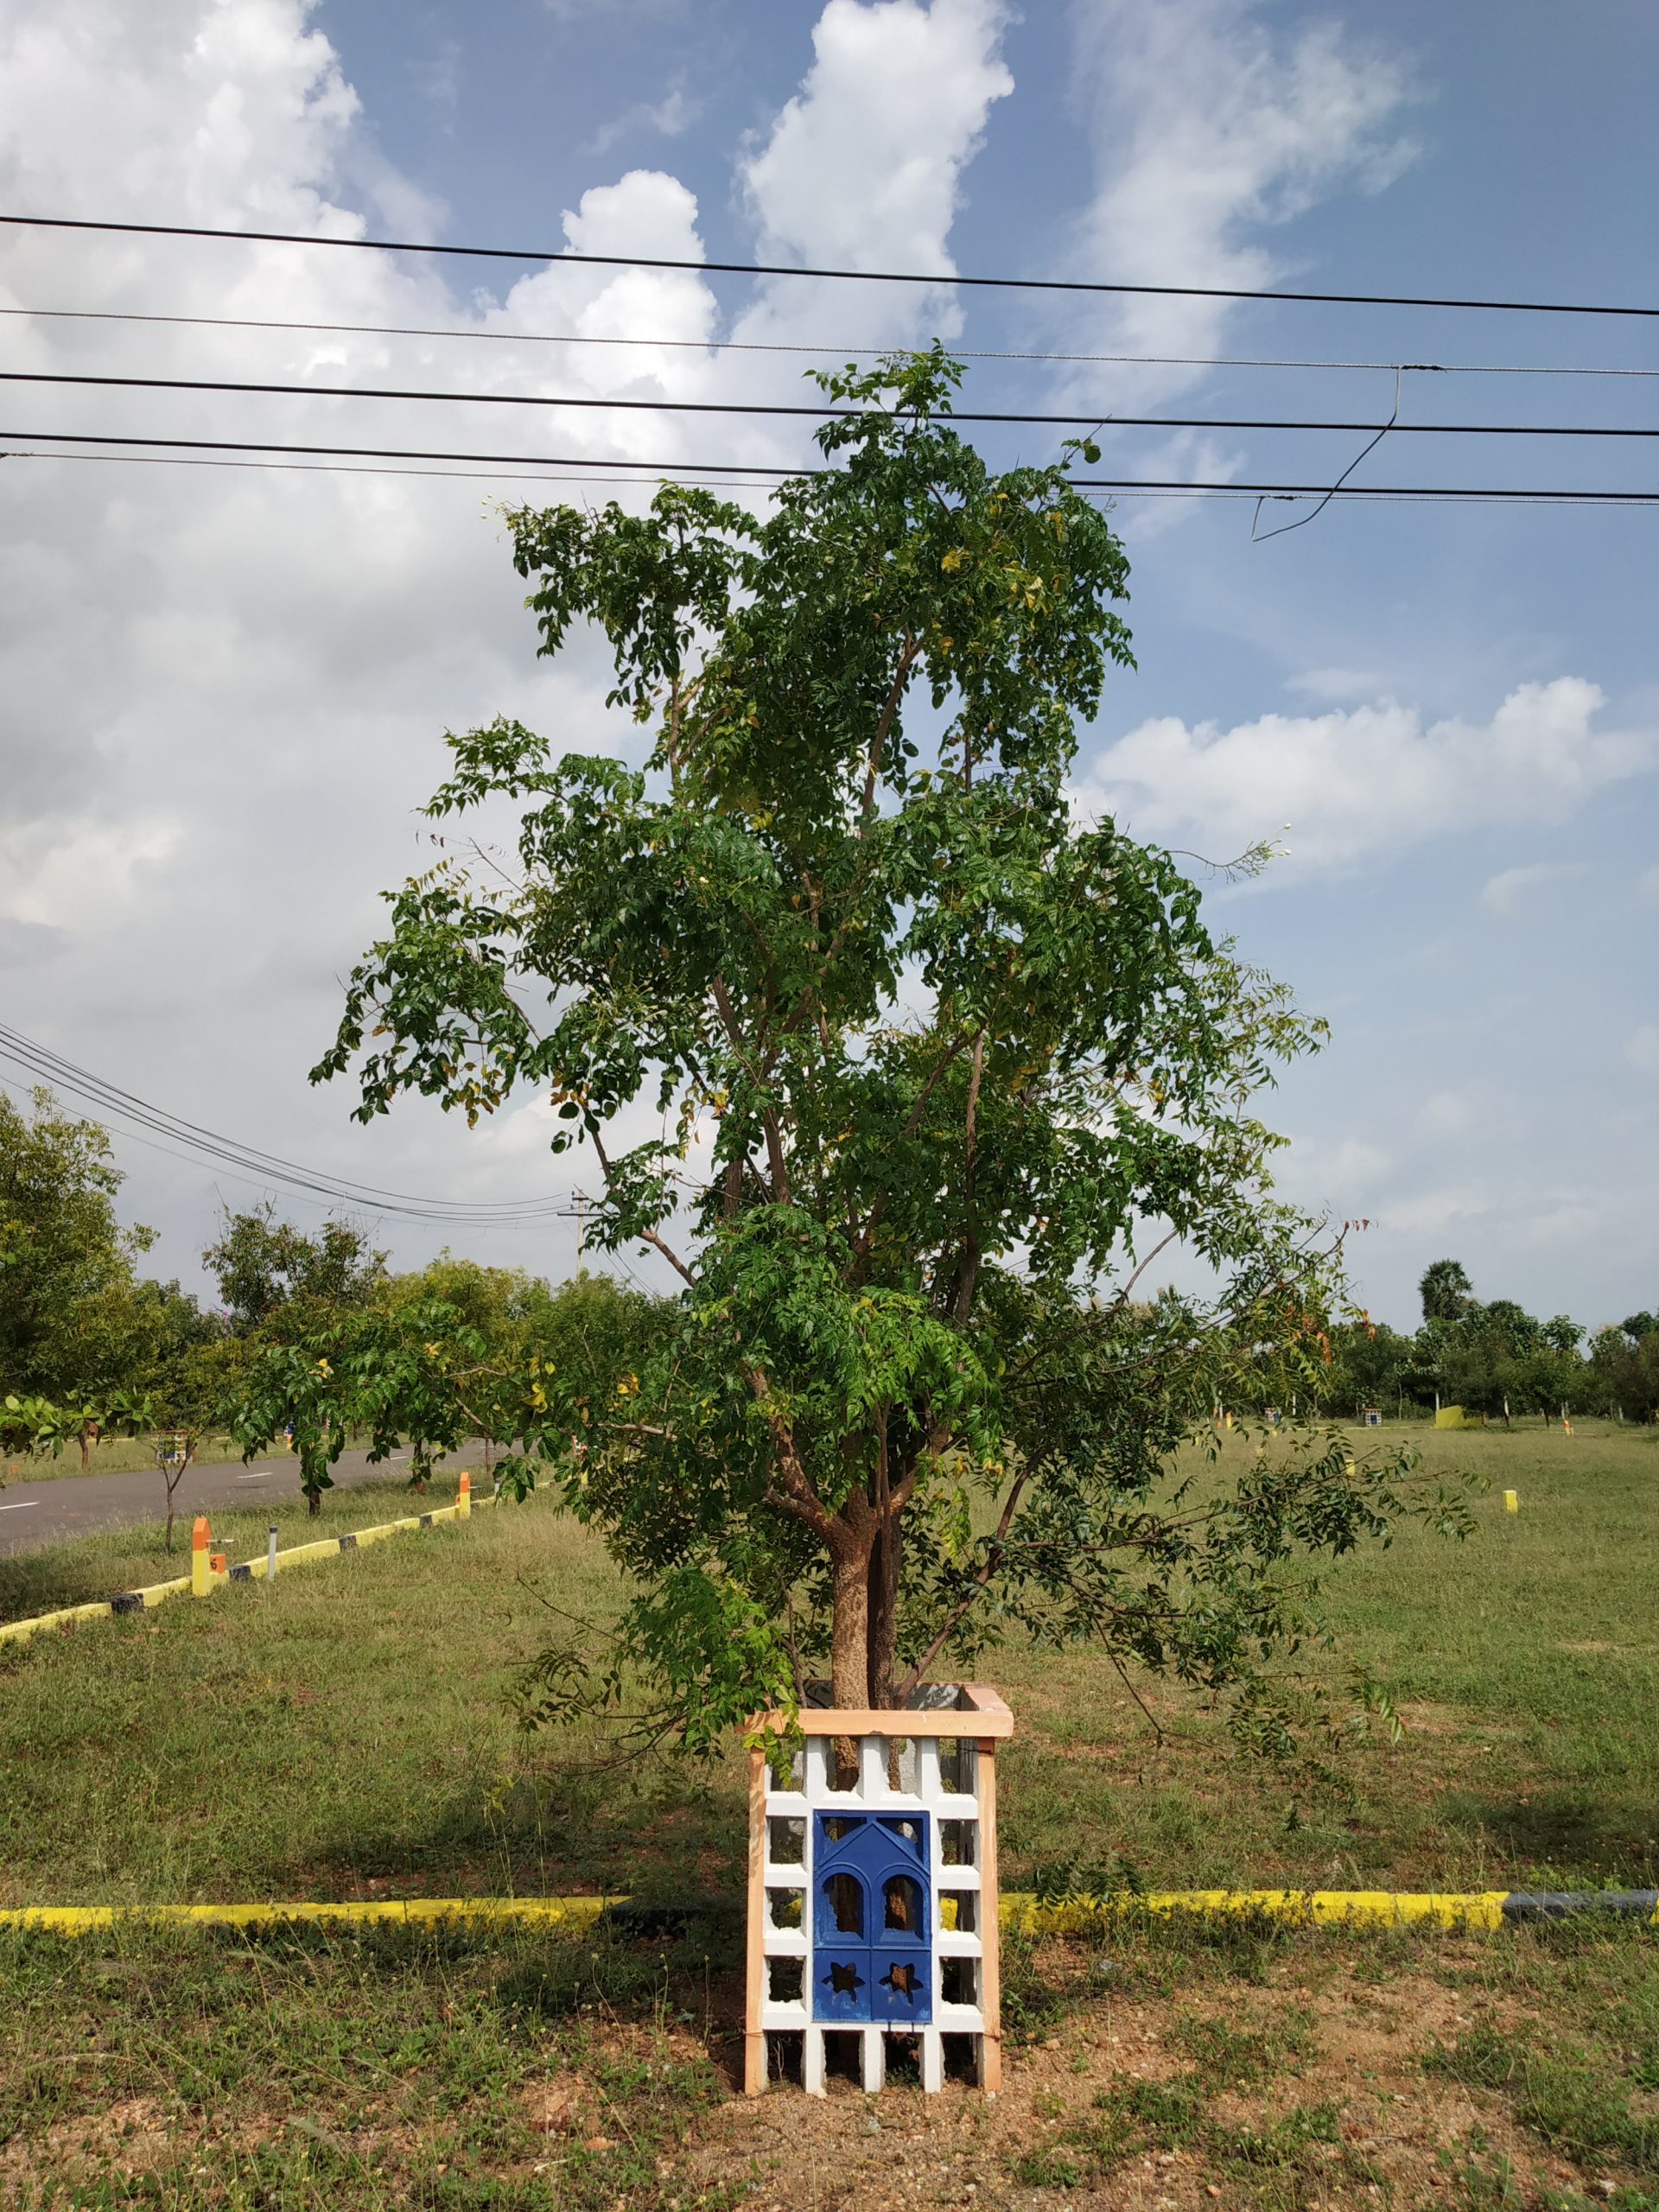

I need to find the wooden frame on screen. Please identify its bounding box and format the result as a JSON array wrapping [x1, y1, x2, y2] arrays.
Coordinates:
[[743, 1685, 1011, 2095]]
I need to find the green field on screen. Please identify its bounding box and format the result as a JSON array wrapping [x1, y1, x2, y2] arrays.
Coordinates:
[[2, 1423, 1657, 2207]]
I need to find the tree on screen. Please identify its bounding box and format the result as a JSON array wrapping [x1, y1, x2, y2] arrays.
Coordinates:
[[316, 351, 1467, 1755], [0, 1087, 159, 1402], [204, 1205, 385, 1337], [1418, 1259, 1477, 1325], [1322, 1319, 1414, 1416]]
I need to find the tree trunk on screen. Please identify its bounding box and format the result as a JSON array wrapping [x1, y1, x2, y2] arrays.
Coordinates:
[[868, 1515, 901, 1710], [830, 1543, 873, 1707]]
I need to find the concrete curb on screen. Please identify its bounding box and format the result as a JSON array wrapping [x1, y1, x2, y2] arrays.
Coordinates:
[[0, 1483, 500, 1649], [2, 1888, 1655, 1938]]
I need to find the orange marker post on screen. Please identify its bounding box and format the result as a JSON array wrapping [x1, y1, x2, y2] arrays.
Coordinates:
[[456, 1471, 471, 1519], [190, 1516, 212, 1598]]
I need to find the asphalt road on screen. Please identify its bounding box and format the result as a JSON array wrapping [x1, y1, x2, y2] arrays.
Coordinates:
[[0, 1449, 457, 1557]]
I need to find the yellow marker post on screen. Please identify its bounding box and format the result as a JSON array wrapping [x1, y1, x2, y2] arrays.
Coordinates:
[[456, 1470, 471, 1520], [1503, 1490, 1519, 1514], [190, 1516, 212, 1597]]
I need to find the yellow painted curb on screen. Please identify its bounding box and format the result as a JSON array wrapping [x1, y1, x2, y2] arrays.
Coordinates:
[[0, 1888, 1612, 1942], [1002, 1888, 1512, 1932], [0, 1484, 505, 1649], [0, 1896, 612, 1936]]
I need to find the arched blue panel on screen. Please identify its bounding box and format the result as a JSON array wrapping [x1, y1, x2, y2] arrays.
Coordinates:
[[810, 1808, 933, 2024]]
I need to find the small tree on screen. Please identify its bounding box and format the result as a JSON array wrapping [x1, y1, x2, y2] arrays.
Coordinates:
[[318, 352, 1468, 1756], [226, 1339, 354, 1516]]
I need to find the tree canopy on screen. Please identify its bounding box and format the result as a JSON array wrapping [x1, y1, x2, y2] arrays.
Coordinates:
[[0, 1086, 161, 1404], [314, 349, 1472, 1760]]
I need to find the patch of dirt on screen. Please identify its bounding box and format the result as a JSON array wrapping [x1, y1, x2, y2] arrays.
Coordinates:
[[671, 1966, 1637, 2210]]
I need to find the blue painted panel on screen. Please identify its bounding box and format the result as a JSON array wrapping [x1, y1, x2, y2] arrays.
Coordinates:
[[810, 1810, 932, 2024]]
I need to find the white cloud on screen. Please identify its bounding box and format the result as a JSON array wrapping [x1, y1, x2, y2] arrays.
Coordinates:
[[1627, 1027, 1659, 1077], [1072, 678, 1655, 874], [733, 0, 1013, 351], [1480, 862, 1585, 916], [1052, 0, 1417, 429], [1287, 667, 1388, 704], [0, 0, 1027, 1292], [587, 79, 697, 157], [0, 817, 181, 930]]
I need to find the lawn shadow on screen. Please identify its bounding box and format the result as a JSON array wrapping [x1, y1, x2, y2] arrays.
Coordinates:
[[1449, 1789, 1659, 1888], [292, 1748, 749, 1905]]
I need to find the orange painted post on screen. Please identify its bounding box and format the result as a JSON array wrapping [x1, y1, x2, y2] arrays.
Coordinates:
[[190, 1516, 212, 1599], [456, 1470, 472, 1519]]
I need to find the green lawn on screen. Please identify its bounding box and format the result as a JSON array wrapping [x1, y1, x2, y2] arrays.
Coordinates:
[[0, 1421, 1655, 1910], [3, 1423, 1659, 2208], [1, 1433, 245, 1484]]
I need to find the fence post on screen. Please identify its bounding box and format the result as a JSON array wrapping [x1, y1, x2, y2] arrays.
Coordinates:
[[190, 1516, 212, 1599], [267, 1524, 279, 1583]]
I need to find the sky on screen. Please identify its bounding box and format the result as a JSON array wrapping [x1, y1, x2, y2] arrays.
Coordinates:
[[0, 0, 1654, 1332]]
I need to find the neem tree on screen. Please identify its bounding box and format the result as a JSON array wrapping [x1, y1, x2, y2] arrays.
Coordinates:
[[317, 351, 1464, 1752]]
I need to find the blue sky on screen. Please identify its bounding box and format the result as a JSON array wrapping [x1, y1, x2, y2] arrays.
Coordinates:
[[0, 0, 1653, 1332]]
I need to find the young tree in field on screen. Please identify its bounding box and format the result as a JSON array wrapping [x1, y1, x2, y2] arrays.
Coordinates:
[[316, 352, 1467, 1752]]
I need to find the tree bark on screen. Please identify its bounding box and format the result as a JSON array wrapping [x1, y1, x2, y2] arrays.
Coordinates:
[[830, 1542, 874, 1707], [868, 1515, 901, 1709]]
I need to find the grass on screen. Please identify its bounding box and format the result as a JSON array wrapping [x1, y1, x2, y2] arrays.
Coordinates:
[[2, 1423, 1656, 1910], [3, 1419, 1659, 2205], [6, 1909, 1659, 2208], [990, 1417, 1659, 1896], [1, 1434, 245, 1485]]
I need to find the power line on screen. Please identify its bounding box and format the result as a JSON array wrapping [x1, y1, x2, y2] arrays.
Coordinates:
[[0, 1022, 576, 1225], [3, 428, 1656, 503], [5, 212, 1657, 319], [7, 366, 1658, 439], [7, 303, 1657, 377], [2, 446, 1652, 506], [0, 447, 791, 490]]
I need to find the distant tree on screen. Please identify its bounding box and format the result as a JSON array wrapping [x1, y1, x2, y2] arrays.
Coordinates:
[[1540, 1313, 1584, 1357], [1620, 1311, 1656, 1346], [1589, 1321, 1659, 1423], [1324, 1318, 1415, 1414], [204, 1205, 385, 1337], [1419, 1258, 1477, 1325], [221, 1264, 663, 1514], [0, 1087, 159, 1403]]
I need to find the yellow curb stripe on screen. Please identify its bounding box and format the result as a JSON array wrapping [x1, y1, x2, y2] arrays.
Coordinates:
[[7, 1889, 1645, 1941], [1001, 1888, 1512, 1932], [0, 1897, 613, 1936], [0, 1478, 511, 1647]]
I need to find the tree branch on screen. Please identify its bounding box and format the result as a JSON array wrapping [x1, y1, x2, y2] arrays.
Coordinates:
[[891, 1459, 1034, 1702]]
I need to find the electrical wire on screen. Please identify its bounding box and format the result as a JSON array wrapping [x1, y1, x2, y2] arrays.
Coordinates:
[[5, 212, 1659, 319], [0, 1022, 577, 1225], [7, 365, 1658, 439], [3, 428, 1656, 500], [1251, 365, 1402, 542], [2, 446, 1652, 505], [0, 447, 791, 489], [7, 304, 1657, 377]]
